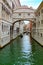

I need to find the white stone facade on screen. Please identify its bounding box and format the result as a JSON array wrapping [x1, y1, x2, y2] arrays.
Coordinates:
[[0, 0, 12, 47], [0, 0, 21, 47], [13, 6, 35, 22], [32, 1, 43, 46]]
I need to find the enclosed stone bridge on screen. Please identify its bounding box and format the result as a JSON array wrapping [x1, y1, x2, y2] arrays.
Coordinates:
[[12, 6, 36, 24]]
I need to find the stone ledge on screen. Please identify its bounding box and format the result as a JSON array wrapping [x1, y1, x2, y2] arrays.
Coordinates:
[[32, 36, 43, 47]]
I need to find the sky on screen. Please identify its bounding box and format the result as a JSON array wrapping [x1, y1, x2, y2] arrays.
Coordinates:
[[20, 0, 42, 9], [24, 21, 30, 24]]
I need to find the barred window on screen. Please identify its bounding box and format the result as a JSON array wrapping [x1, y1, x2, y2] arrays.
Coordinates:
[[38, 12, 40, 16], [19, 13, 21, 16], [12, 2, 15, 9], [28, 13, 30, 16]]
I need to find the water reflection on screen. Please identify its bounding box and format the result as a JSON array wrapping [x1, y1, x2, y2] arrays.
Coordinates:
[[9, 34, 33, 65], [0, 34, 43, 65], [21, 34, 32, 53]]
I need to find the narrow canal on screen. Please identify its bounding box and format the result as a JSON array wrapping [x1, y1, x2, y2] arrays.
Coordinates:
[[0, 34, 43, 65]]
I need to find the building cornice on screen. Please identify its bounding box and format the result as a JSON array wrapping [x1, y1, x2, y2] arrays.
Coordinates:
[[13, 7, 35, 11]]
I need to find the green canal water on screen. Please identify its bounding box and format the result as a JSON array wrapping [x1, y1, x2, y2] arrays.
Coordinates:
[[0, 34, 43, 65]]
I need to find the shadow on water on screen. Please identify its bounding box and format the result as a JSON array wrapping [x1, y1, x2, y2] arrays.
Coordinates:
[[9, 37, 22, 65], [31, 37, 43, 65]]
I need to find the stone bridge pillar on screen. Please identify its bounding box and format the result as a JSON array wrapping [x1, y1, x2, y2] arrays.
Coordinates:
[[30, 21, 32, 31], [29, 21, 33, 35], [10, 24, 14, 40]]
